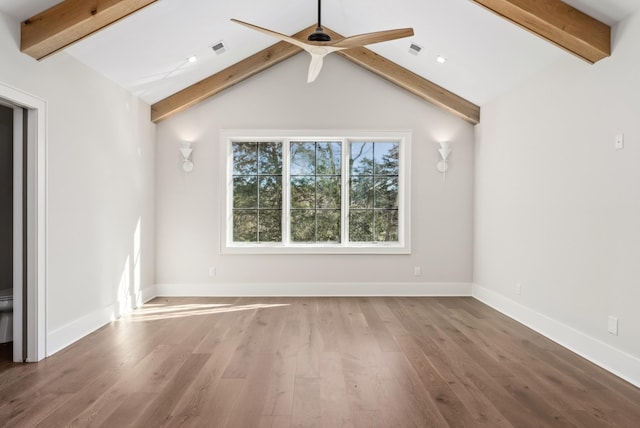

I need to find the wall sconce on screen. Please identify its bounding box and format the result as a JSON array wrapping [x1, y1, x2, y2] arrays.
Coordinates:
[[436, 141, 451, 181], [180, 142, 194, 173]]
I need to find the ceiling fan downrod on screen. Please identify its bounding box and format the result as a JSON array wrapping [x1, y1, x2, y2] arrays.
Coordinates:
[[307, 0, 331, 42]]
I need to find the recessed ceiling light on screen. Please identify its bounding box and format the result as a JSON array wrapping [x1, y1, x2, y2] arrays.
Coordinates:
[[187, 56, 198, 63], [436, 56, 447, 64]]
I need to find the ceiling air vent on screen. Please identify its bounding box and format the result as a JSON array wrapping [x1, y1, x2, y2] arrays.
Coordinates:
[[408, 43, 422, 56], [211, 41, 227, 55]]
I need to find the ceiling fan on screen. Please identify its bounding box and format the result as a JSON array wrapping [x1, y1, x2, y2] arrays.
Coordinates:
[[232, 0, 414, 83]]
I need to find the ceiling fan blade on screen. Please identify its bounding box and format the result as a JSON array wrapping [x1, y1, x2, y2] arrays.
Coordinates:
[[232, 16, 413, 83], [307, 53, 326, 83], [330, 28, 414, 49], [231, 19, 310, 51], [306, 46, 344, 82], [232, 18, 344, 83]]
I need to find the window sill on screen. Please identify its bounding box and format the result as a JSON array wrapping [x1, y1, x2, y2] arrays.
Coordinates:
[[221, 243, 411, 255]]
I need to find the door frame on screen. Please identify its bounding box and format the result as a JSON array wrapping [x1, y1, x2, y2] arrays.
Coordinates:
[[1, 81, 47, 362]]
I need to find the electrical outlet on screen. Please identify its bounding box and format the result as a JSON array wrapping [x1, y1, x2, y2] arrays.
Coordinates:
[[414, 266, 421, 277], [615, 134, 624, 150], [608, 316, 618, 335], [515, 283, 522, 296], [209, 266, 216, 277]]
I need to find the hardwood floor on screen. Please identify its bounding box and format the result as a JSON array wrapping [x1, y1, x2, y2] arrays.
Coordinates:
[[1, 297, 639, 427]]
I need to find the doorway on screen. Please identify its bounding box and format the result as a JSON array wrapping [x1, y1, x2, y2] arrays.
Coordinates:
[[0, 103, 14, 363], [0, 82, 47, 363]]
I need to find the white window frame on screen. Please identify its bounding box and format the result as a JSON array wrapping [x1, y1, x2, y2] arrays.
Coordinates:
[[220, 129, 411, 254]]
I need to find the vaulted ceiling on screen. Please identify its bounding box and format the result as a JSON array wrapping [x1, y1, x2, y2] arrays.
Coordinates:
[[1, 0, 638, 124]]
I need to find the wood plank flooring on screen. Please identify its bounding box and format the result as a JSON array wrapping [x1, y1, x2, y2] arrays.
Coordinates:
[[1, 297, 639, 427]]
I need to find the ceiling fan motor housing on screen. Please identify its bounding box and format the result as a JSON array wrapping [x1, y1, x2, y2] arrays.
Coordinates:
[[308, 27, 331, 42]]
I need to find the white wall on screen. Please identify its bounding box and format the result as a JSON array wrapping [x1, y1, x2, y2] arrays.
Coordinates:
[[0, 13, 156, 355], [475, 10, 640, 382], [155, 53, 474, 294]]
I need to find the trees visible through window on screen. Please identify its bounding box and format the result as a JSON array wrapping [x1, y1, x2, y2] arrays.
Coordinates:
[[232, 142, 282, 242], [290, 141, 342, 243], [349, 142, 399, 242], [224, 131, 410, 254]]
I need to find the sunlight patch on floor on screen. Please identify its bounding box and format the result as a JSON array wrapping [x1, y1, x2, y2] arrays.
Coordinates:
[[119, 302, 290, 322]]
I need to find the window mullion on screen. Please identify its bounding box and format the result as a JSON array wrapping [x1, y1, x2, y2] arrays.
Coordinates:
[[398, 139, 405, 245], [342, 138, 349, 246], [282, 139, 291, 245], [256, 143, 261, 242], [314, 142, 318, 242], [226, 140, 233, 247]]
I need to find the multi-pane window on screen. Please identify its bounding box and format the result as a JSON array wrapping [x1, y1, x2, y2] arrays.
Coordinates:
[[232, 142, 282, 242], [349, 142, 399, 242], [224, 131, 411, 254], [290, 141, 342, 243]]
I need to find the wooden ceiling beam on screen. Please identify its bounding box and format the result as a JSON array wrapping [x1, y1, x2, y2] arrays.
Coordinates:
[[323, 28, 480, 125], [471, 0, 610, 63], [152, 26, 480, 125], [336, 48, 480, 125], [21, 0, 159, 60]]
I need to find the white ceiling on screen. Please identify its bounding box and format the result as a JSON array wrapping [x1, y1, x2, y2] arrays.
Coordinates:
[[1, 0, 638, 107]]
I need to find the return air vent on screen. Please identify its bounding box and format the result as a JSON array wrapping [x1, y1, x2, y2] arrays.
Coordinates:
[[408, 42, 422, 56], [211, 41, 227, 55]]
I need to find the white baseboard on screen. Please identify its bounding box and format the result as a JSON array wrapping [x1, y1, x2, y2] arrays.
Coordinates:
[[47, 304, 115, 357], [46, 286, 157, 357], [472, 283, 640, 388], [140, 284, 157, 304], [154, 282, 473, 297]]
